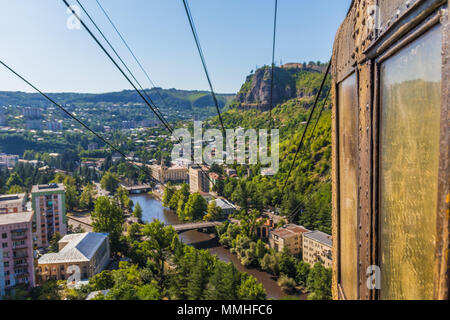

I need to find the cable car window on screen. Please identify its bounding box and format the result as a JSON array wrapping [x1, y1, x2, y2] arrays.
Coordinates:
[[379, 25, 442, 300], [338, 72, 358, 300]]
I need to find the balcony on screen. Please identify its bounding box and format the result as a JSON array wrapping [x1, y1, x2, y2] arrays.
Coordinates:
[[15, 272, 29, 278], [14, 262, 28, 268], [11, 234, 27, 241], [12, 243, 28, 249]]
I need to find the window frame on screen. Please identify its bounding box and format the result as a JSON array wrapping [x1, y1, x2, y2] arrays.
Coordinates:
[[335, 70, 361, 300], [373, 8, 447, 300]]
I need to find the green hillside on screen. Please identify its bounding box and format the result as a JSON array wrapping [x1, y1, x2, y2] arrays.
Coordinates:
[[209, 64, 332, 233]]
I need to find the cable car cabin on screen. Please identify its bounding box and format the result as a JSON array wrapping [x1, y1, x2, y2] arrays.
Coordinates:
[[331, 0, 449, 300]]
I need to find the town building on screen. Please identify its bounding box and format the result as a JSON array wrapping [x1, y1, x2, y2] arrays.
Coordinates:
[[150, 163, 188, 184], [31, 184, 66, 248], [0, 193, 27, 214], [46, 121, 63, 131], [208, 172, 222, 191], [0, 211, 36, 295], [269, 224, 310, 255], [22, 107, 41, 118], [303, 230, 332, 268], [209, 198, 235, 216], [0, 153, 19, 169], [256, 218, 276, 239], [26, 120, 42, 131], [189, 165, 210, 193], [36, 232, 110, 283]]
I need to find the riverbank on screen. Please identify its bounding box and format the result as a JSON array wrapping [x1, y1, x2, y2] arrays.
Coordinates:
[[130, 193, 307, 300]]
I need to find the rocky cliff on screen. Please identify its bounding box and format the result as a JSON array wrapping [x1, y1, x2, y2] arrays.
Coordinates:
[[232, 63, 329, 111]]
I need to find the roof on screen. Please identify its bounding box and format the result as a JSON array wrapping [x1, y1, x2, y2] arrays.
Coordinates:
[[212, 198, 235, 210], [304, 230, 332, 247], [0, 193, 26, 205], [32, 183, 65, 193], [271, 224, 310, 239], [38, 232, 108, 264], [0, 211, 33, 225]]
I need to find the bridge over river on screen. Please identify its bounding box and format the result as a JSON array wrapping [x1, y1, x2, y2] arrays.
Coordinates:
[[171, 221, 223, 233]]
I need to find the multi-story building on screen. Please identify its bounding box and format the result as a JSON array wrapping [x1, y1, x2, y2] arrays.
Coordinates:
[[22, 107, 41, 119], [150, 163, 188, 184], [0, 153, 19, 169], [26, 120, 42, 131], [31, 184, 66, 248], [0, 211, 36, 295], [37, 232, 110, 283], [46, 121, 63, 131], [0, 193, 27, 214], [303, 230, 332, 268], [269, 224, 310, 255], [189, 165, 210, 194]]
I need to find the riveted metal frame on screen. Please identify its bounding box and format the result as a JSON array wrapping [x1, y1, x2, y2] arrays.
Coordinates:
[[334, 70, 361, 301], [332, 0, 449, 300], [373, 3, 448, 300]]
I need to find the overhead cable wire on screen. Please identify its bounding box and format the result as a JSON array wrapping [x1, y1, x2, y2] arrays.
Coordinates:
[[182, 0, 226, 137], [94, 0, 173, 126], [0, 59, 153, 180], [63, 0, 173, 134], [75, 0, 171, 130], [269, 0, 278, 129], [275, 61, 331, 208], [0, 60, 219, 215]]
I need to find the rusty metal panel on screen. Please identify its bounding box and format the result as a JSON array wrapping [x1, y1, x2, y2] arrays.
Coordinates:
[[435, 5, 449, 300], [331, 81, 339, 300], [357, 62, 373, 300], [332, 0, 449, 300]]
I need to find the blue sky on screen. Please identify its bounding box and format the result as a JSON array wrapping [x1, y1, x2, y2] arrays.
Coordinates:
[[0, 0, 351, 94]]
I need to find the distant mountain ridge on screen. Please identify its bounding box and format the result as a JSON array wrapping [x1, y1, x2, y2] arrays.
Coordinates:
[[0, 88, 235, 110]]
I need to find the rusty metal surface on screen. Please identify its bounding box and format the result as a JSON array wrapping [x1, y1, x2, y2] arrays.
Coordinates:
[[331, 0, 449, 300], [435, 4, 449, 300]]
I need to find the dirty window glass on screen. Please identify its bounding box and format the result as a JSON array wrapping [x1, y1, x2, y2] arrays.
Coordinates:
[[380, 25, 442, 300], [338, 72, 358, 300]]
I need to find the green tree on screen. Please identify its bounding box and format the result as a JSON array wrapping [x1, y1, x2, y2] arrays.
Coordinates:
[[277, 275, 297, 293], [89, 270, 115, 291], [162, 183, 175, 207], [133, 202, 143, 219], [49, 232, 62, 253], [116, 186, 132, 211], [279, 248, 297, 279], [100, 171, 120, 194], [79, 182, 97, 210], [65, 183, 78, 211], [7, 185, 23, 194], [205, 262, 240, 300], [295, 261, 311, 287], [183, 193, 207, 221], [140, 220, 178, 286], [204, 200, 223, 221], [91, 196, 124, 256], [238, 275, 266, 300], [6, 172, 23, 189], [306, 263, 332, 300]]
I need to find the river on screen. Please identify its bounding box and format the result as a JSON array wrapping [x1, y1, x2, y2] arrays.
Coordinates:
[[130, 193, 306, 300]]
